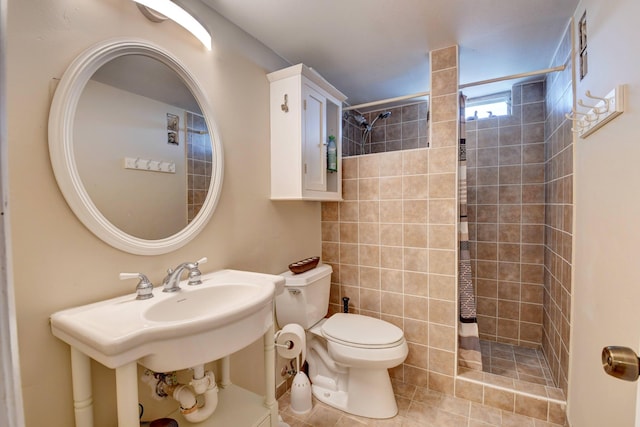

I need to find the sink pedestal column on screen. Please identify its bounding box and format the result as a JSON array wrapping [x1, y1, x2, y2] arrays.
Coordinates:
[[116, 362, 139, 427], [71, 348, 94, 427], [264, 323, 277, 423]]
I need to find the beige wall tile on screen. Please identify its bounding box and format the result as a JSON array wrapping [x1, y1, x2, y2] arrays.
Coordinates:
[[404, 271, 429, 297], [431, 68, 458, 97], [404, 294, 429, 321], [429, 323, 456, 351], [381, 246, 404, 270], [429, 274, 455, 301], [404, 318, 429, 345], [339, 243, 358, 265], [340, 201, 358, 221], [430, 224, 456, 249], [404, 247, 428, 272], [340, 222, 358, 243], [379, 151, 403, 176], [403, 174, 428, 199], [404, 200, 428, 223], [359, 201, 380, 222], [429, 147, 458, 173], [403, 149, 429, 175], [429, 173, 456, 199], [431, 120, 458, 147], [320, 205, 340, 227], [429, 249, 456, 275], [429, 348, 456, 375], [322, 221, 339, 242], [360, 244, 380, 267], [431, 45, 458, 72], [342, 179, 358, 200], [430, 299, 456, 326], [360, 288, 381, 313], [431, 94, 459, 123], [404, 224, 428, 248], [406, 343, 429, 369], [340, 264, 359, 286], [359, 266, 380, 289], [358, 222, 379, 244], [381, 269, 404, 293], [359, 178, 380, 200], [381, 291, 404, 317], [380, 176, 402, 200], [380, 200, 403, 223], [380, 223, 403, 246], [429, 199, 456, 224], [343, 157, 358, 179], [358, 154, 380, 178]]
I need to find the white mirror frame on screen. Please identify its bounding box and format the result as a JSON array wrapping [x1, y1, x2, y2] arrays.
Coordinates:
[[48, 38, 224, 255]]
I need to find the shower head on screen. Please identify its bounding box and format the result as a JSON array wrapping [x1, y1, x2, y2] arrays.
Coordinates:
[[367, 111, 392, 130], [344, 111, 370, 128]]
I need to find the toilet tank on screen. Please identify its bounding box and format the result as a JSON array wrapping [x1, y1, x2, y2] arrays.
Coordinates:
[[276, 264, 332, 329]]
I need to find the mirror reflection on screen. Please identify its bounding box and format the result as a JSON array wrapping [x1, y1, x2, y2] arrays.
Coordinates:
[[73, 54, 212, 240]]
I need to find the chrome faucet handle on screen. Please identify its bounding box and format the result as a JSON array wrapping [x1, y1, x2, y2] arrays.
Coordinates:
[[187, 257, 208, 286], [120, 272, 154, 300]]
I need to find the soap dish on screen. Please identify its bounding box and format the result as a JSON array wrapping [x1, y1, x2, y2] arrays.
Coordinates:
[[288, 256, 320, 274]]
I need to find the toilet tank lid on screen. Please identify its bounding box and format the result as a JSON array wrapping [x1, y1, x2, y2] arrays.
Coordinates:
[[322, 313, 405, 348], [279, 263, 332, 286]]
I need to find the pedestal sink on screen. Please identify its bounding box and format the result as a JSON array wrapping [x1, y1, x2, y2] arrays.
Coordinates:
[[50, 269, 284, 427]]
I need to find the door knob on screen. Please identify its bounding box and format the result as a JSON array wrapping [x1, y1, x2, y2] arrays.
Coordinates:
[[602, 346, 640, 381]]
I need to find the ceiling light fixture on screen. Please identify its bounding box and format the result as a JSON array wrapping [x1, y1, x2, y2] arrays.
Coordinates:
[[133, 0, 212, 50]]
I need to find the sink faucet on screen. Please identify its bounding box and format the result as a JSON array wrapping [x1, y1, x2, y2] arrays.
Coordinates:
[[120, 272, 154, 300], [162, 257, 208, 293]]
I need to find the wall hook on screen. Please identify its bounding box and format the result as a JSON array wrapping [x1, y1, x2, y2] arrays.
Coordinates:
[[281, 94, 289, 113], [584, 90, 609, 103], [577, 99, 607, 115]]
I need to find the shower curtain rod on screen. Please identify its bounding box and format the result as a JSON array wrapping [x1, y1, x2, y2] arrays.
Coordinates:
[[343, 64, 566, 112]]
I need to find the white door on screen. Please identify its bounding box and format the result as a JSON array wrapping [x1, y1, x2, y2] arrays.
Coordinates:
[[302, 83, 326, 193], [568, 1, 640, 426]]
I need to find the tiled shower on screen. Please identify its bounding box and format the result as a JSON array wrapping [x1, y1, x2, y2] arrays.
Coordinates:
[[321, 34, 573, 419]]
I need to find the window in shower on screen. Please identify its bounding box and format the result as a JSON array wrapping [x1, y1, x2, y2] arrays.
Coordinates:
[[465, 91, 511, 120]]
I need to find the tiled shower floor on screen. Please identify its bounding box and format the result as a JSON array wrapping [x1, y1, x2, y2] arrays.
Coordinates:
[[480, 340, 556, 387]]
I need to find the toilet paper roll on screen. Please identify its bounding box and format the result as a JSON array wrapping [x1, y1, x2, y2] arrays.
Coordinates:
[[275, 323, 306, 366]]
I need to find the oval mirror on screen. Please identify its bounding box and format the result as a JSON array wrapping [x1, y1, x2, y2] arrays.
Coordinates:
[[48, 38, 223, 255]]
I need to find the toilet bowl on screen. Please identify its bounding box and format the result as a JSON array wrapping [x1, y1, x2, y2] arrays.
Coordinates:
[[276, 264, 408, 419]]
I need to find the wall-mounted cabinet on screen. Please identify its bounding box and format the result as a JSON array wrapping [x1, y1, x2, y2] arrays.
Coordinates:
[[267, 64, 347, 201]]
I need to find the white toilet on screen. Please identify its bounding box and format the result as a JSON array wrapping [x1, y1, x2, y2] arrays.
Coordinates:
[[276, 264, 408, 419]]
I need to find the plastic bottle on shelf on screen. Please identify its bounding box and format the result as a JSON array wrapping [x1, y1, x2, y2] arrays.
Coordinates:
[[327, 135, 337, 172]]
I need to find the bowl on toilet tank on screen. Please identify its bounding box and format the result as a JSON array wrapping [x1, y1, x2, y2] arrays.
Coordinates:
[[276, 264, 332, 328]]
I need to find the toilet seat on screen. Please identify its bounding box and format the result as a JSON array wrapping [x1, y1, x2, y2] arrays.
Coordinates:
[[321, 313, 405, 349]]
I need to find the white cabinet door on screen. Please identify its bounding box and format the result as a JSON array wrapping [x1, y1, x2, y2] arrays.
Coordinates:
[[302, 83, 326, 192]]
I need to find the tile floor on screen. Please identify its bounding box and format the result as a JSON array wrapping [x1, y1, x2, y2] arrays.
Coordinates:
[[277, 382, 566, 427], [480, 340, 555, 387]]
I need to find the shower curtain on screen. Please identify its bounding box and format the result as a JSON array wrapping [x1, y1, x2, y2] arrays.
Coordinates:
[[458, 93, 483, 371]]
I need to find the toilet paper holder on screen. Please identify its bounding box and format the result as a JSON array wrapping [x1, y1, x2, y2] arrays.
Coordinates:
[[602, 346, 640, 381], [275, 340, 294, 350]]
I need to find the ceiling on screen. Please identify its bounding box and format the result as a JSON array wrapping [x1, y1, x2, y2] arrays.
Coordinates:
[[201, 0, 578, 110]]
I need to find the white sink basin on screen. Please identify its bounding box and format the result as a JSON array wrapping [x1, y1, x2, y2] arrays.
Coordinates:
[[50, 270, 284, 372]]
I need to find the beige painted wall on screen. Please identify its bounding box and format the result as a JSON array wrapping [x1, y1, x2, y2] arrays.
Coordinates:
[[568, 0, 640, 425], [7, 0, 321, 425], [76, 80, 187, 239]]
